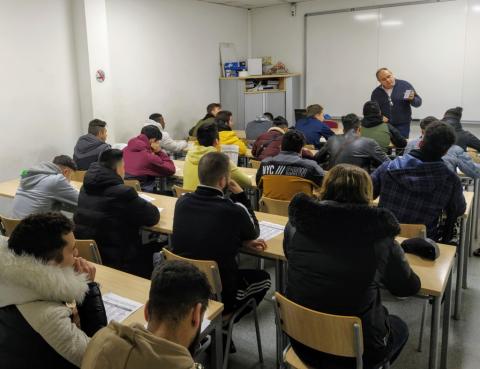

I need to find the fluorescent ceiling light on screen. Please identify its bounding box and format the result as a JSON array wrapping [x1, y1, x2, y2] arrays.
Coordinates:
[[472, 5, 480, 12], [381, 20, 404, 27], [354, 13, 379, 21]]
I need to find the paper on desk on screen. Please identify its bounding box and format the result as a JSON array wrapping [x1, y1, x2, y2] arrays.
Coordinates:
[[103, 292, 144, 323], [258, 221, 285, 241], [139, 194, 155, 202]]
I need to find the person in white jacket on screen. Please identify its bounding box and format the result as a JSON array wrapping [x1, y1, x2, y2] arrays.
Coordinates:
[[12, 155, 80, 219], [0, 212, 107, 369], [146, 113, 188, 154]]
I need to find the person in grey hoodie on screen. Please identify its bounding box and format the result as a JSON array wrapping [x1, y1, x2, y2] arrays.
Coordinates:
[[73, 119, 111, 170], [12, 155, 79, 219]]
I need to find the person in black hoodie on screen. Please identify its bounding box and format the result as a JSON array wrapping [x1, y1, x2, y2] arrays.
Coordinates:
[[171, 152, 271, 320], [442, 106, 480, 152], [284, 164, 420, 369], [74, 149, 160, 278], [361, 101, 407, 152], [73, 119, 111, 170]]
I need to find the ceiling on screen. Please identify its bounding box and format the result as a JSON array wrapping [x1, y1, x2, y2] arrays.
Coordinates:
[[196, 0, 312, 9]]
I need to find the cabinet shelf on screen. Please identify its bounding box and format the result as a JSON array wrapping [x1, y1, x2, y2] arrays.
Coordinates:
[[244, 89, 286, 94]]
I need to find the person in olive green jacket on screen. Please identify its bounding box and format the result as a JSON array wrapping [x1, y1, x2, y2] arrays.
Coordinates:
[[361, 101, 407, 152], [188, 103, 221, 137], [183, 122, 251, 191]]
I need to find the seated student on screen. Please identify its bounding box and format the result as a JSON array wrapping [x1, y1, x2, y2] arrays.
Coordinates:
[[74, 149, 160, 277], [372, 121, 466, 241], [183, 122, 251, 191], [295, 104, 335, 149], [245, 112, 273, 141], [81, 260, 210, 369], [361, 101, 407, 152], [443, 106, 480, 152], [284, 165, 420, 369], [314, 113, 389, 172], [252, 116, 314, 161], [405, 116, 480, 179], [74, 119, 111, 170], [189, 102, 222, 137], [215, 111, 248, 156], [172, 152, 271, 328], [12, 155, 79, 219], [123, 125, 176, 192], [0, 212, 107, 369], [146, 113, 188, 154], [256, 130, 324, 200]]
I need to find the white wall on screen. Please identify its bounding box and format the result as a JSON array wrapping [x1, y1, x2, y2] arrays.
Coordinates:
[[105, 0, 249, 142], [251, 0, 435, 105], [0, 0, 82, 181]]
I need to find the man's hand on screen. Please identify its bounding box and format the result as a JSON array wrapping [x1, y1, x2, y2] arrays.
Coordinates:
[[243, 239, 267, 251], [228, 179, 243, 194], [382, 116, 389, 123], [74, 257, 96, 282], [151, 141, 162, 153]]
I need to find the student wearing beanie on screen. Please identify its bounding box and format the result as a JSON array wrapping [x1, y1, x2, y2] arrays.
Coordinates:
[[361, 101, 407, 152], [442, 107, 480, 152], [295, 104, 335, 149]]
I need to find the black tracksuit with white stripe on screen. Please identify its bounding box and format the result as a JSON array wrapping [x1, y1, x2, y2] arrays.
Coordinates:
[[171, 185, 271, 313]]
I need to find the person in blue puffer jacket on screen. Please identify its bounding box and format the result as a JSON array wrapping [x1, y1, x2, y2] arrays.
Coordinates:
[[295, 104, 335, 149], [371, 68, 422, 138]]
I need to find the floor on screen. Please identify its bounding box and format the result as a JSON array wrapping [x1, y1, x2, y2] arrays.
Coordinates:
[[219, 235, 480, 369]]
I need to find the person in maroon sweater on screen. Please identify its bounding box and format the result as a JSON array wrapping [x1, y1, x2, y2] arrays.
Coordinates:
[[252, 116, 314, 161], [123, 125, 176, 192]]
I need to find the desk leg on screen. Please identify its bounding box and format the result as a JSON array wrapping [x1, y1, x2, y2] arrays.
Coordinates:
[[210, 315, 223, 369], [454, 216, 466, 320], [440, 272, 453, 369], [429, 295, 441, 369], [275, 260, 287, 369], [462, 213, 472, 289], [474, 179, 479, 240]]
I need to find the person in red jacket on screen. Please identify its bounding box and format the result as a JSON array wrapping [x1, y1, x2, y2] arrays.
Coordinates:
[[123, 125, 176, 192]]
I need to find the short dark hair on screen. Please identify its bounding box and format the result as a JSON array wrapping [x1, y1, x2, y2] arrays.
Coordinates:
[[53, 155, 77, 171], [264, 112, 274, 120], [215, 111, 233, 131], [148, 260, 211, 325], [88, 119, 107, 136], [419, 116, 438, 131], [207, 103, 221, 115], [8, 213, 74, 263], [197, 122, 219, 147], [342, 114, 361, 132], [281, 130, 305, 152], [149, 113, 163, 121], [273, 116, 288, 127], [376, 67, 390, 79], [198, 152, 230, 186], [99, 149, 123, 170], [141, 125, 162, 141], [421, 121, 455, 159]]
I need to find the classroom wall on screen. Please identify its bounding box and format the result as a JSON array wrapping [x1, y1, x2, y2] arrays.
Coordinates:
[[105, 0, 249, 142], [250, 0, 436, 105], [0, 0, 82, 181]]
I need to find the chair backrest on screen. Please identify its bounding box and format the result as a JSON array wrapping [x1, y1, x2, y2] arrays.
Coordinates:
[[259, 197, 290, 217], [71, 170, 87, 183], [162, 248, 223, 300], [124, 179, 141, 192], [273, 292, 364, 361], [75, 240, 103, 264], [233, 130, 246, 139], [304, 144, 315, 150], [399, 224, 426, 239], [172, 185, 193, 198], [0, 216, 20, 237], [250, 160, 261, 169], [260, 175, 317, 201]]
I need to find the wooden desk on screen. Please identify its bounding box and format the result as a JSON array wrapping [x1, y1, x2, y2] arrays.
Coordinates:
[[173, 160, 257, 188], [95, 263, 224, 369]]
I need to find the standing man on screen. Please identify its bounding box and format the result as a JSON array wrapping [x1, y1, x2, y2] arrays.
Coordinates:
[[371, 68, 422, 138]]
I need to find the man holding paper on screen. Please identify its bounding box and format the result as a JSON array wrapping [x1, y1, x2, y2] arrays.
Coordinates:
[[371, 68, 422, 138]]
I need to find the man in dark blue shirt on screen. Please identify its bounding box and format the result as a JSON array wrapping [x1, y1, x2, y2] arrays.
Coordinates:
[[371, 68, 422, 138]]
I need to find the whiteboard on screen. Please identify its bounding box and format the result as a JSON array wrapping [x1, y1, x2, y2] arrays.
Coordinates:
[[306, 0, 480, 121]]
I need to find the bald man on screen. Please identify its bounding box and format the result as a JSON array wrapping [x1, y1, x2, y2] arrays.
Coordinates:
[[371, 68, 422, 138]]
